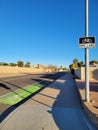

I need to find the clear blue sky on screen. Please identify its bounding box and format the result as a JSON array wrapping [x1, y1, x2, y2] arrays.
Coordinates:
[[0, 0, 98, 68]]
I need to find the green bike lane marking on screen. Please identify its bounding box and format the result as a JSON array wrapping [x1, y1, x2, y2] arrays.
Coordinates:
[[0, 84, 45, 105]]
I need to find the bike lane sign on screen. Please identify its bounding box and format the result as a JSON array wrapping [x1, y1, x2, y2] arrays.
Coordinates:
[[79, 37, 95, 48]]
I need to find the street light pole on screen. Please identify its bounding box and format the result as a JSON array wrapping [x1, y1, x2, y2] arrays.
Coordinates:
[[85, 0, 89, 102]]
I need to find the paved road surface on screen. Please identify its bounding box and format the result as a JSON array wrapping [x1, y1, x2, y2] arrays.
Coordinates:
[[0, 72, 65, 115], [0, 73, 97, 130], [0, 72, 64, 96]]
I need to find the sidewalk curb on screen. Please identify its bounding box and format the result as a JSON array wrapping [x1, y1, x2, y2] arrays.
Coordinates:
[[75, 79, 98, 128]]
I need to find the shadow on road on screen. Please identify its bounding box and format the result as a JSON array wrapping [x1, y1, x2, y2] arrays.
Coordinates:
[[0, 83, 10, 90], [0, 72, 66, 123]]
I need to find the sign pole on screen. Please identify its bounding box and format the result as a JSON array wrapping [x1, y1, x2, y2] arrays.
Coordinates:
[[79, 0, 95, 102], [85, 0, 89, 102]]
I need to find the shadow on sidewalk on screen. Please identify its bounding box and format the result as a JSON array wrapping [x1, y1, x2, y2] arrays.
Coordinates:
[[46, 73, 83, 129]]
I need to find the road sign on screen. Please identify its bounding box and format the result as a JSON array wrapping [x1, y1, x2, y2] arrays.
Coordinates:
[[79, 37, 95, 48]]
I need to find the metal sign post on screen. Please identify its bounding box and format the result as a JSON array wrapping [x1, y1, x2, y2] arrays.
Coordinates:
[[79, 0, 96, 102], [79, 0, 89, 102], [85, 0, 89, 102]]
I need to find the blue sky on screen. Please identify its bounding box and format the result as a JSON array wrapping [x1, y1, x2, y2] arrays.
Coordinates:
[[0, 0, 97, 68]]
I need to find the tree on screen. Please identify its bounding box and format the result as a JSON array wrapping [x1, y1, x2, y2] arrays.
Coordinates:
[[0, 62, 2, 66], [58, 66, 67, 71], [69, 64, 75, 74], [69, 64, 73, 69], [78, 61, 84, 67], [48, 64, 58, 72], [17, 60, 24, 67], [2, 62, 9, 66], [69, 58, 81, 74], [9, 63, 17, 66], [89, 60, 98, 65], [25, 61, 31, 67], [72, 58, 79, 68], [73, 58, 78, 64], [59, 65, 63, 70]]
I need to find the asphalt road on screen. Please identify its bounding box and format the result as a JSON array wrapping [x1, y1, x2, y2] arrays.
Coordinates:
[[0, 72, 65, 117], [0, 72, 65, 97]]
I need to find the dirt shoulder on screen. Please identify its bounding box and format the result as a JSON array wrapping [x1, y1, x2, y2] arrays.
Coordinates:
[[75, 79, 98, 128]]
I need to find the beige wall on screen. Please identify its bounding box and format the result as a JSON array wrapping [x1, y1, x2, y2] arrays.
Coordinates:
[[75, 67, 82, 79], [0, 66, 51, 76], [75, 67, 98, 81]]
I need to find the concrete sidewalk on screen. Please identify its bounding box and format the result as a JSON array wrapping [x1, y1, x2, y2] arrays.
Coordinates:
[[0, 73, 97, 130]]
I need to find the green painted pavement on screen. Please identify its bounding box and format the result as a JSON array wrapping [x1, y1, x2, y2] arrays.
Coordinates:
[[0, 84, 44, 105]]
